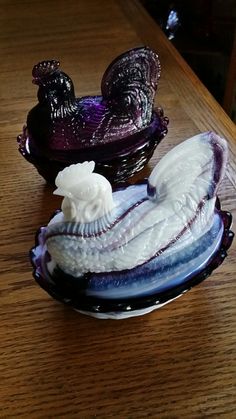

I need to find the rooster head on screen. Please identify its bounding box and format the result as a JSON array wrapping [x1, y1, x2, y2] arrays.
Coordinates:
[[54, 162, 115, 223], [32, 60, 75, 104]]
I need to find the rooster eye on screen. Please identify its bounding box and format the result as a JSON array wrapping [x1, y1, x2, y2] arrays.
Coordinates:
[[49, 90, 57, 97]]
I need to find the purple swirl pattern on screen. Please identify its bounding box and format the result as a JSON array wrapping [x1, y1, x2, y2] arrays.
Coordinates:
[[30, 132, 234, 318]]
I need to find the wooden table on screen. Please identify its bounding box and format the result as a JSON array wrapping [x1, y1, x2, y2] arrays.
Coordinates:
[[1, 0, 236, 417]]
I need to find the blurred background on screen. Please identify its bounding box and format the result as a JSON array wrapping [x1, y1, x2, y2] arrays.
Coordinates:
[[141, 0, 236, 122]]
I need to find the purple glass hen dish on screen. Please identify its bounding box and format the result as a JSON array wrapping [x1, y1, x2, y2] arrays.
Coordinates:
[[17, 47, 168, 184]]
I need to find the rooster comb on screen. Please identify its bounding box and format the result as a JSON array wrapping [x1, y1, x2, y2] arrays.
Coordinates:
[[32, 60, 60, 80]]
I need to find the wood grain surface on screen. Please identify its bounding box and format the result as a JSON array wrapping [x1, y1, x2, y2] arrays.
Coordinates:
[[0, 0, 236, 417]]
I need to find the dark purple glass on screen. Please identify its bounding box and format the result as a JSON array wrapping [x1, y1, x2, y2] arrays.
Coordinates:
[[17, 47, 168, 184]]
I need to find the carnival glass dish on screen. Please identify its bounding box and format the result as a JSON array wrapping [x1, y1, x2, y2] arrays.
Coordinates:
[[17, 47, 168, 184]]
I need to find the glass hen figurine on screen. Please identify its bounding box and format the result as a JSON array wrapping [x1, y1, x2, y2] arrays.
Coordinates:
[[17, 47, 168, 184], [31, 132, 234, 319]]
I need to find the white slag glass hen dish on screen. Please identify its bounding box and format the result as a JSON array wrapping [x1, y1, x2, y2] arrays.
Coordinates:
[[30, 132, 234, 319]]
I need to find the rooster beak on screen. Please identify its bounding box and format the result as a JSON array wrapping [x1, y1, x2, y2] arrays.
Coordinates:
[[53, 187, 69, 197], [32, 77, 40, 85]]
